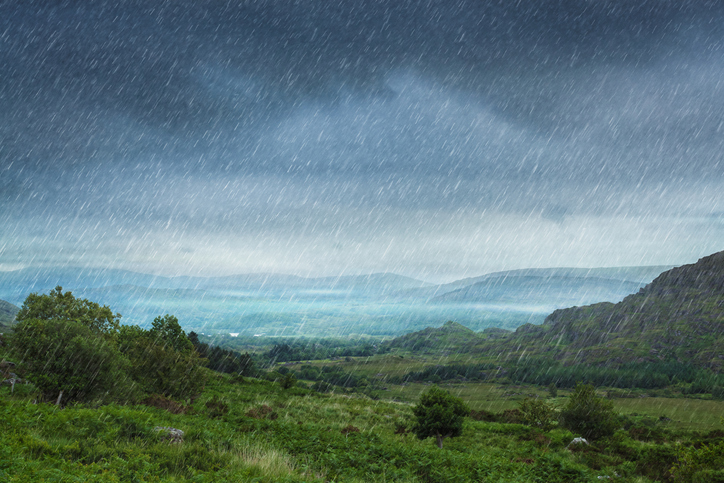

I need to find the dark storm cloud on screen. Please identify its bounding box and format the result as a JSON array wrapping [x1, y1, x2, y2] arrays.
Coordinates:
[[2, 0, 724, 277]]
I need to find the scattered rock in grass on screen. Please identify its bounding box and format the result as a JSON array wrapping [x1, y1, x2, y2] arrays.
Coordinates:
[[567, 437, 590, 449], [154, 426, 184, 444]]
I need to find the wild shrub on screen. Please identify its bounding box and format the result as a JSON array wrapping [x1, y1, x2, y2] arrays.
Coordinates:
[[280, 372, 297, 389], [500, 408, 523, 424], [559, 383, 618, 440], [119, 321, 207, 400], [469, 409, 497, 422], [636, 445, 677, 482], [205, 395, 230, 418], [518, 397, 557, 431], [141, 394, 189, 414], [246, 404, 278, 420], [10, 318, 134, 404]]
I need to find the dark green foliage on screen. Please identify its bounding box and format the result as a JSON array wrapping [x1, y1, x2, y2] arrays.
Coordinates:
[[261, 338, 383, 364], [508, 359, 704, 389], [16, 286, 120, 336], [412, 386, 469, 448], [670, 441, 724, 482], [469, 409, 497, 422], [518, 397, 557, 431], [559, 383, 618, 440], [189, 331, 256, 376], [150, 314, 193, 352], [397, 362, 497, 384], [10, 318, 134, 403], [296, 364, 365, 388], [280, 372, 297, 389], [118, 322, 207, 400], [636, 445, 677, 481], [205, 395, 229, 418]]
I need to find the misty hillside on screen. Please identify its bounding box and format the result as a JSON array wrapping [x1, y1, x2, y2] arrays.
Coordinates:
[[0, 264, 671, 336], [431, 276, 644, 307], [470, 251, 724, 370], [396, 266, 671, 306], [0, 268, 431, 301], [0, 299, 19, 331]]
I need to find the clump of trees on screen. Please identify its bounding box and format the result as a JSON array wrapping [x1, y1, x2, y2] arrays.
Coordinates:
[[118, 315, 206, 400], [188, 332, 256, 376], [412, 386, 469, 448], [260, 339, 382, 365], [9, 287, 207, 405]]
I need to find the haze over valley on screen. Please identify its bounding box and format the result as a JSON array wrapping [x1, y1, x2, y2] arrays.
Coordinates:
[[0, 264, 672, 336]]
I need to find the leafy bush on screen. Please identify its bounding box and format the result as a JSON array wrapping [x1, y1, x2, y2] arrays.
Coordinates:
[[118, 323, 207, 400], [559, 383, 618, 440], [15, 286, 120, 336], [10, 318, 134, 403], [280, 372, 297, 390], [670, 441, 724, 482], [518, 397, 557, 431], [636, 445, 677, 481]]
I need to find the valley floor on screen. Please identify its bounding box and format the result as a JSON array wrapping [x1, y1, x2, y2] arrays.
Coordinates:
[[2, 370, 724, 482]]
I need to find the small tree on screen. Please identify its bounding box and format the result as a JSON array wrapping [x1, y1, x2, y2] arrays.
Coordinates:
[[519, 397, 557, 431], [559, 382, 618, 440], [412, 386, 469, 448]]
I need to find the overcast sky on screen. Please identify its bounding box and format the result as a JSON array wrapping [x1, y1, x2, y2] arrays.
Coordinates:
[[1, 0, 723, 282]]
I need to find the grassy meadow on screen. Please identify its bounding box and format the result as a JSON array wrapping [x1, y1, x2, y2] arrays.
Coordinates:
[[4, 360, 724, 482]]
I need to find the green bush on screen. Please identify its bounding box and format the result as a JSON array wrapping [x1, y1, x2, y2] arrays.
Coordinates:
[[636, 445, 677, 481], [518, 397, 557, 431], [670, 441, 724, 483], [559, 383, 618, 440], [118, 322, 206, 400], [10, 318, 135, 403]]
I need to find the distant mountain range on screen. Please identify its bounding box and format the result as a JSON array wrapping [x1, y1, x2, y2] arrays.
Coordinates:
[[0, 263, 672, 336], [389, 251, 724, 370]]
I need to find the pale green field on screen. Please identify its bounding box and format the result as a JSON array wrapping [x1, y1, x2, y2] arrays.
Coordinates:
[[614, 397, 724, 431], [372, 382, 724, 431]]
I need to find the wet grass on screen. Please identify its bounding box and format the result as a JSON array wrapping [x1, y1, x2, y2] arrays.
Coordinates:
[[614, 397, 724, 431], [4, 368, 724, 481]]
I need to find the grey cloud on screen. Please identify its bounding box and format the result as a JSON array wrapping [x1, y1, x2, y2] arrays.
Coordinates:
[[2, 0, 724, 277]]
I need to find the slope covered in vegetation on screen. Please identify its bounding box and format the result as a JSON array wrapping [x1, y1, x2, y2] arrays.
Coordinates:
[[456, 251, 724, 370], [0, 299, 18, 331]]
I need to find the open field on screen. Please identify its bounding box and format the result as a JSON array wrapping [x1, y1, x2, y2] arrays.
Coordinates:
[[4, 370, 724, 482]]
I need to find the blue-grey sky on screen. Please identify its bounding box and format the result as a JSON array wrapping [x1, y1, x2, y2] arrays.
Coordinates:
[[1, 0, 723, 282]]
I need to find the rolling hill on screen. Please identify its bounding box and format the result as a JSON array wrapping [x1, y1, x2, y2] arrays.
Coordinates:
[[0, 264, 672, 336], [453, 251, 724, 370]]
